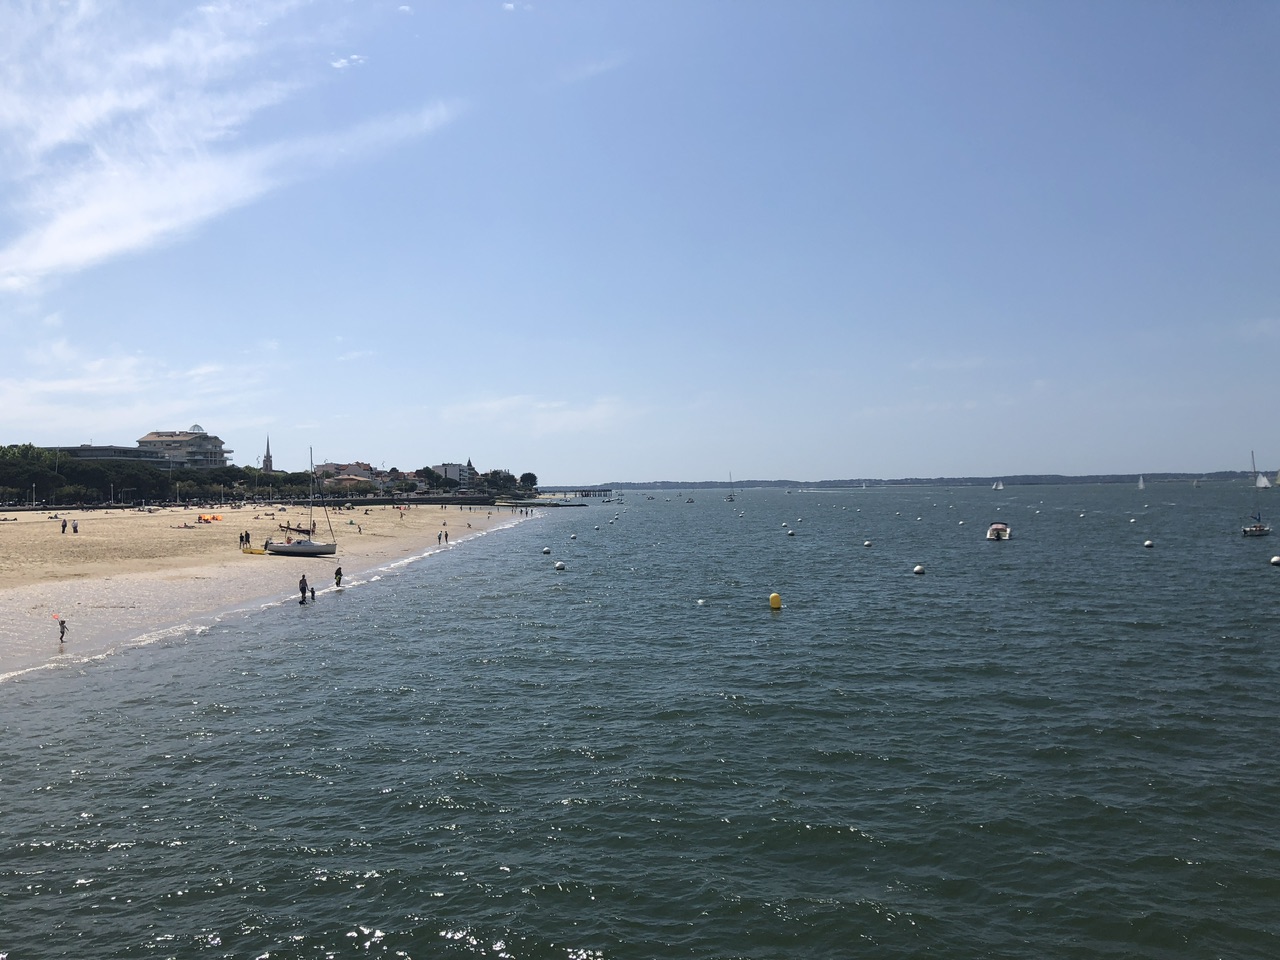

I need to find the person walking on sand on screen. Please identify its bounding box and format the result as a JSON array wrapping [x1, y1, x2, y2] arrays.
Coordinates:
[[61, 518, 67, 534], [72, 519, 78, 533], [299, 574, 309, 604], [334, 567, 343, 587]]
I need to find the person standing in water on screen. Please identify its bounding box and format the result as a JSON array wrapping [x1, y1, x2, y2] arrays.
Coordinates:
[[58, 618, 68, 642], [334, 567, 343, 587], [299, 574, 308, 604]]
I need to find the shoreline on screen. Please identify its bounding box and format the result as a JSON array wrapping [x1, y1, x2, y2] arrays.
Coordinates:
[[0, 503, 537, 682]]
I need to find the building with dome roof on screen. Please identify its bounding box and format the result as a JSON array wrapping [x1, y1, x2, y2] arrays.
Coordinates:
[[136, 425, 233, 469]]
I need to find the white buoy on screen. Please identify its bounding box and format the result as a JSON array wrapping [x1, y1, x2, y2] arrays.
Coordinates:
[[542, 547, 551, 554], [697, 599, 706, 606], [1271, 556, 1280, 566], [1130, 518, 1136, 523], [913, 564, 925, 575], [554, 561, 566, 571], [958, 520, 965, 525], [1144, 540, 1154, 548], [864, 540, 872, 547], [787, 529, 795, 536], [570, 533, 577, 539], [782, 522, 788, 527], [594, 525, 600, 530]]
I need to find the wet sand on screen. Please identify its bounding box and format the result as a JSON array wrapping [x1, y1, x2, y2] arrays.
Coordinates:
[[0, 502, 531, 680]]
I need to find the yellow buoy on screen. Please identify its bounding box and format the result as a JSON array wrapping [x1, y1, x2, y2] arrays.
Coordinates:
[[769, 592, 782, 610]]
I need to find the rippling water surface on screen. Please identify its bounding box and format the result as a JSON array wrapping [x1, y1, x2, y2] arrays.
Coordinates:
[[2, 484, 1278, 958]]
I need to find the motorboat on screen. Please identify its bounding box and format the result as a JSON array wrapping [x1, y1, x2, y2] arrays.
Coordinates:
[[986, 521, 1011, 541]]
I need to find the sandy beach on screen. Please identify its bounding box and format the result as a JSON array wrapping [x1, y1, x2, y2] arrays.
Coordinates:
[[0, 501, 533, 680]]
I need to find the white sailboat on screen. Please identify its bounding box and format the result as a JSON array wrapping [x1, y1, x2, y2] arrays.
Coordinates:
[[725, 472, 735, 502], [1242, 451, 1271, 537], [992, 480, 1004, 490], [266, 449, 338, 556], [1138, 475, 1145, 491]]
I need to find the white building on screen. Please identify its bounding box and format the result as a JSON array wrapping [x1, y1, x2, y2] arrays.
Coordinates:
[[136, 425, 233, 469], [433, 460, 477, 488]]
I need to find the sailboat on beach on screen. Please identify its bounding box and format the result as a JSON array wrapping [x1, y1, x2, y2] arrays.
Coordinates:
[[1242, 451, 1271, 537], [266, 449, 338, 556]]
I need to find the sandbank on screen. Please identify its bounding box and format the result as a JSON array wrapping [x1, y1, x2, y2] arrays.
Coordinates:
[[0, 501, 534, 681]]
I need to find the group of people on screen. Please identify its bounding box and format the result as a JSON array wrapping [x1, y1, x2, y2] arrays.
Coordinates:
[[236, 530, 253, 548], [59, 518, 78, 534], [298, 567, 343, 604]]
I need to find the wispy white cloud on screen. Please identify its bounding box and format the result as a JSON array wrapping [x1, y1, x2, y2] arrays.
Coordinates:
[[0, 1, 460, 293], [440, 395, 629, 436], [557, 55, 626, 86], [330, 54, 367, 70], [0, 337, 270, 444]]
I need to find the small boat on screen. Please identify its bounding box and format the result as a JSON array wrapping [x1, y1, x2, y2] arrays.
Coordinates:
[[1138, 475, 1145, 491], [725, 472, 735, 502], [266, 449, 338, 556], [992, 480, 1004, 490], [1242, 451, 1271, 537], [986, 521, 1011, 541], [265, 536, 337, 556]]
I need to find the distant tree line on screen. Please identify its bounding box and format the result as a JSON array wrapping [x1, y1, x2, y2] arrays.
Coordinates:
[[0, 444, 539, 506]]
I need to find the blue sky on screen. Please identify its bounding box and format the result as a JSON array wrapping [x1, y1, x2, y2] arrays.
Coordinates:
[[1, 1, 1277, 484]]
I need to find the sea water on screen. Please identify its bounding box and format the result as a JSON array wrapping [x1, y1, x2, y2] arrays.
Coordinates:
[[1, 484, 1278, 959]]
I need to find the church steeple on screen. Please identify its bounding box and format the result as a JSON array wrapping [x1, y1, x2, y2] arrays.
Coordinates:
[[262, 436, 273, 473]]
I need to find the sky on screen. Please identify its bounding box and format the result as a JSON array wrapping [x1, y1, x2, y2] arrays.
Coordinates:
[[1, 0, 1277, 485]]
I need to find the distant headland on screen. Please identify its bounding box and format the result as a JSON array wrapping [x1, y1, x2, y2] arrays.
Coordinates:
[[546, 472, 1252, 492]]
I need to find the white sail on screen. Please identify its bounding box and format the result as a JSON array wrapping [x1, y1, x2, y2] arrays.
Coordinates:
[[1138, 475, 1145, 490], [1257, 473, 1272, 489]]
